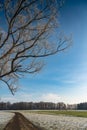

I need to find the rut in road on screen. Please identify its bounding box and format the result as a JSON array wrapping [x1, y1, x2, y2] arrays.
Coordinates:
[[4, 112, 43, 130]]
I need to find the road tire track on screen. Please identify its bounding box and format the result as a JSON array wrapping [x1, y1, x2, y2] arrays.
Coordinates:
[[4, 112, 43, 130]]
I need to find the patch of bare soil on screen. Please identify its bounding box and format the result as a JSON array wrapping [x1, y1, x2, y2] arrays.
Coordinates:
[[4, 112, 43, 130]]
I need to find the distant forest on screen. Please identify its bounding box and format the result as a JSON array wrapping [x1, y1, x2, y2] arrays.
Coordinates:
[[0, 101, 87, 110]]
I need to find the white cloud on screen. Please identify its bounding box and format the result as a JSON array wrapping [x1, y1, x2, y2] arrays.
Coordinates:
[[1, 83, 87, 104], [1, 92, 32, 103], [41, 93, 61, 103]]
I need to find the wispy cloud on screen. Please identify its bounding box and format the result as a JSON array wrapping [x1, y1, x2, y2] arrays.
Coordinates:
[[41, 93, 61, 103], [1, 92, 32, 103], [1, 87, 87, 104], [53, 65, 87, 85]]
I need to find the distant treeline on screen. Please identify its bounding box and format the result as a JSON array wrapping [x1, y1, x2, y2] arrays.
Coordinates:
[[0, 101, 87, 110], [0, 102, 66, 110], [77, 102, 87, 110]]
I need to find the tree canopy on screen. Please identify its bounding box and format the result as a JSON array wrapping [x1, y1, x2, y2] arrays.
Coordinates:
[[0, 0, 71, 94]]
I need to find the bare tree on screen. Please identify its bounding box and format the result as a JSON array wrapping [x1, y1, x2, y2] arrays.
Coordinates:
[[0, 0, 71, 95]]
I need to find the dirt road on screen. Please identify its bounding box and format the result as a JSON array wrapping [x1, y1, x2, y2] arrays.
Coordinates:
[[4, 112, 43, 130]]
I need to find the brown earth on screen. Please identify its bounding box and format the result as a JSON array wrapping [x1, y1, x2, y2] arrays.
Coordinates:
[[4, 112, 43, 130]]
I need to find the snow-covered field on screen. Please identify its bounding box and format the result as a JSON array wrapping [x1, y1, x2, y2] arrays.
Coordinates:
[[1, 110, 87, 130], [0, 111, 14, 130], [22, 112, 87, 130]]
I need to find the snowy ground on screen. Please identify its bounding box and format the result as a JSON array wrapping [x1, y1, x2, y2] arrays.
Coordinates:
[[1, 110, 87, 130], [0, 111, 14, 130], [22, 112, 87, 130]]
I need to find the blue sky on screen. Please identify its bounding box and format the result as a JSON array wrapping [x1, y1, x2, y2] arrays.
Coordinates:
[[0, 0, 87, 104]]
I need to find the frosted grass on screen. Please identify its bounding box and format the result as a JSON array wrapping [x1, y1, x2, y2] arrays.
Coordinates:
[[22, 112, 87, 130], [0, 111, 14, 130]]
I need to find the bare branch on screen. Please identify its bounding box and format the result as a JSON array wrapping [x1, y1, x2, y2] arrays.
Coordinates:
[[0, 0, 71, 94]]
